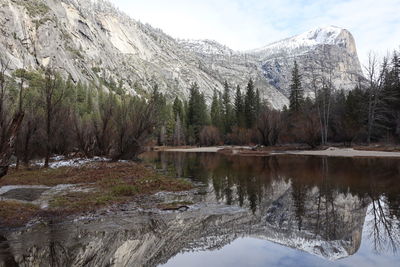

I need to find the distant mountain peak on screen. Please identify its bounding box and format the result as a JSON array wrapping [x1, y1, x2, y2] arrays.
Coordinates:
[[250, 25, 354, 54], [299, 25, 345, 43]]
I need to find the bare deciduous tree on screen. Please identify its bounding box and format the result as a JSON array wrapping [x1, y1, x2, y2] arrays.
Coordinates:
[[365, 53, 387, 144], [39, 69, 66, 167], [199, 126, 221, 146], [112, 97, 159, 160], [0, 58, 24, 178], [306, 45, 336, 145], [0, 57, 11, 149], [257, 107, 283, 146], [173, 114, 185, 146], [93, 92, 115, 156]]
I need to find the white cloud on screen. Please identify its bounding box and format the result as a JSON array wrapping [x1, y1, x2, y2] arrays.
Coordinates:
[[108, 0, 400, 66]]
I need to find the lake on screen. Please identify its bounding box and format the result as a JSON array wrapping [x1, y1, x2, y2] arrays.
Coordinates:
[[144, 152, 400, 267], [1, 152, 399, 267]]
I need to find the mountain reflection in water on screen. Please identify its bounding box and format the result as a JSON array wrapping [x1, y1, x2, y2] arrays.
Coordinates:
[[1, 152, 400, 267]]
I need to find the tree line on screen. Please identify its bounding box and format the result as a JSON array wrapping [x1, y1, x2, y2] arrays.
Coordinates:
[[157, 50, 400, 147], [0, 48, 399, 175], [0, 61, 162, 176]]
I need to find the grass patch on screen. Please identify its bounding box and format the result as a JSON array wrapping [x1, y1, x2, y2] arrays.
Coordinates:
[[0, 201, 40, 227], [1, 162, 155, 187], [49, 192, 120, 212], [111, 185, 138, 196], [0, 161, 193, 217]]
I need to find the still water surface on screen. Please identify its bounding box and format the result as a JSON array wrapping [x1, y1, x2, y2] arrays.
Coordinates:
[[143, 152, 400, 267], [0, 152, 399, 267]]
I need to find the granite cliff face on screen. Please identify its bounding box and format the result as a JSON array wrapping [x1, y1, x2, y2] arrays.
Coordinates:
[[250, 26, 363, 97], [0, 0, 363, 109]]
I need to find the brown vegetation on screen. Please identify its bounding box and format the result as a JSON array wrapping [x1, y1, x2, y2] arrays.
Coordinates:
[[0, 201, 40, 227], [0, 161, 192, 226], [199, 126, 221, 146]]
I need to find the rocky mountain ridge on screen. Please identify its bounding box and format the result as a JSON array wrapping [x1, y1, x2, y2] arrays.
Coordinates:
[[0, 0, 364, 108]]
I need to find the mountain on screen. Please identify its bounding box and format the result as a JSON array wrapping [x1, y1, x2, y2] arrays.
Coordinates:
[[249, 26, 363, 97], [0, 0, 363, 109]]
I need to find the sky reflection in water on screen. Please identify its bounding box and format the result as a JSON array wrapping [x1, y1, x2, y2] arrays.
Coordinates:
[[143, 152, 400, 267]]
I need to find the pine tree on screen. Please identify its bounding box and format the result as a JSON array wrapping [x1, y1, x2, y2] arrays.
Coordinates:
[[344, 88, 365, 140], [244, 79, 256, 128], [173, 96, 184, 122], [380, 52, 400, 139], [255, 88, 261, 117], [211, 89, 223, 130], [151, 84, 169, 145], [289, 61, 304, 113], [187, 82, 208, 142], [234, 85, 245, 127], [223, 81, 233, 133]]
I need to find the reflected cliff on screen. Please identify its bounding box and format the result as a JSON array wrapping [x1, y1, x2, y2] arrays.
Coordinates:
[[1, 153, 400, 266]]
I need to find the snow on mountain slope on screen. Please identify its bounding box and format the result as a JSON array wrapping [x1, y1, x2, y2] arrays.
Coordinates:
[[177, 39, 235, 56], [178, 25, 363, 99], [247, 26, 363, 96], [0, 0, 363, 109], [251, 26, 347, 54]]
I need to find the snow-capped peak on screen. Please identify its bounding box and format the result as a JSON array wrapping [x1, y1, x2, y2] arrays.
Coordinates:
[[295, 25, 344, 45], [250, 25, 347, 54]]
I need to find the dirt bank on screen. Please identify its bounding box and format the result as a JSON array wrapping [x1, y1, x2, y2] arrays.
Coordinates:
[[163, 146, 252, 153], [282, 147, 400, 158]]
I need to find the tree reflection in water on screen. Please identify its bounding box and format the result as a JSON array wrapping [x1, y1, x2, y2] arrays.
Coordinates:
[[367, 192, 400, 253], [1, 152, 400, 266], [147, 152, 400, 253]]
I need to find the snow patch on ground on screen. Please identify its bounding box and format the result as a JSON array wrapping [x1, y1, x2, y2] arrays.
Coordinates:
[[10, 156, 110, 169], [46, 157, 109, 168]]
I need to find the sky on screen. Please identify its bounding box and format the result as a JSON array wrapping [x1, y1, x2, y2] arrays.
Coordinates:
[[108, 0, 400, 66]]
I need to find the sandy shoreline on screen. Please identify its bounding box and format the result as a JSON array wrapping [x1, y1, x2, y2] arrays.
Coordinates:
[[163, 146, 400, 158], [164, 146, 228, 153], [280, 147, 400, 158]]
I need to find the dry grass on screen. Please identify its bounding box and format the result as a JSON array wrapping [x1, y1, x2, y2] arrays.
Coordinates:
[[1, 162, 153, 186], [0, 201, 40, 227], [0, 161, 193, 224]]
